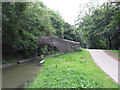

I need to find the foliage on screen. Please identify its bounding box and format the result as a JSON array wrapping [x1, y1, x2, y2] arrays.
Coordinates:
[[48, 10, 65, 38], [76, 1, 120, 49], [28, 50, 118, 88], [3, 0, 119, 61], [63, 22, 83, 47], [63, 23, 76, 41], [2, 2, 74, 59]]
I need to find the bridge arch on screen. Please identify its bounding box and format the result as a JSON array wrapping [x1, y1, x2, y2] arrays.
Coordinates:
[[37, 36, 80, 54]]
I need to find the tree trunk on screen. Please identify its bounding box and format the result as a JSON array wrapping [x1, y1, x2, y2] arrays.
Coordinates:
[[108, 38, 112, 49]]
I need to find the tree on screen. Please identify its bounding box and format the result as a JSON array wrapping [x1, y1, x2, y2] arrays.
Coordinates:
[[76, 0, 119, 49], [48, 10, 65, 38], [3, 1, 78, 60]]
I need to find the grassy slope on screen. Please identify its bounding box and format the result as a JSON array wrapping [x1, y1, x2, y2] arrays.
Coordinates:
[[104, 50, 118, 61], [109, 50, 119, 59], [110, 50, 118, 53], [108, 50, 118, 55], [28, 50, 118, 88]]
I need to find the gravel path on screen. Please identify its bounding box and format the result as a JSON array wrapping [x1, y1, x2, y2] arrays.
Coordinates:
[[87, 49, 119, 85]]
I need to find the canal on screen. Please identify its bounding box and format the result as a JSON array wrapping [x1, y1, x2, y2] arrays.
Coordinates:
[[2, 60, 42, 88]]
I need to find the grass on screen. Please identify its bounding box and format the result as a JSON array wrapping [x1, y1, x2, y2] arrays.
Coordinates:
[[104, 50, 118, 61], [28, 49, 118, 88], [108, 50, 118, 55], [104, 50, 118, 54]]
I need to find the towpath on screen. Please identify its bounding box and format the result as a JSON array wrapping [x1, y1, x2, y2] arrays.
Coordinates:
[[87, 49, 119, 85]]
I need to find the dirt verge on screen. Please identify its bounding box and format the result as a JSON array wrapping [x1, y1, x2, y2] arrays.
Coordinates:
[[104, 51, 119, 62]]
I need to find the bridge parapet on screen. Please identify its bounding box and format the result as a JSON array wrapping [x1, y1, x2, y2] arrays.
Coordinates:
[[37, 36, 80, 54]]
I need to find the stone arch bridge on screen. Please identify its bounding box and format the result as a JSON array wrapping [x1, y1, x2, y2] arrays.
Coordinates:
[[37, 36, 80, 54]]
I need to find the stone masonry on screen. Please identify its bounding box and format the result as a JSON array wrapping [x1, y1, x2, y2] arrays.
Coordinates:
[[37, 36, 80, 54]]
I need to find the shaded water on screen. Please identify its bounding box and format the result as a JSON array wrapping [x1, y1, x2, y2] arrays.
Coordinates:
[[2, 60, 42, 88]]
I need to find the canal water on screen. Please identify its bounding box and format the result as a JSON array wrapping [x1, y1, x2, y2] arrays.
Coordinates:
[[2, 60, 42, 88]]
